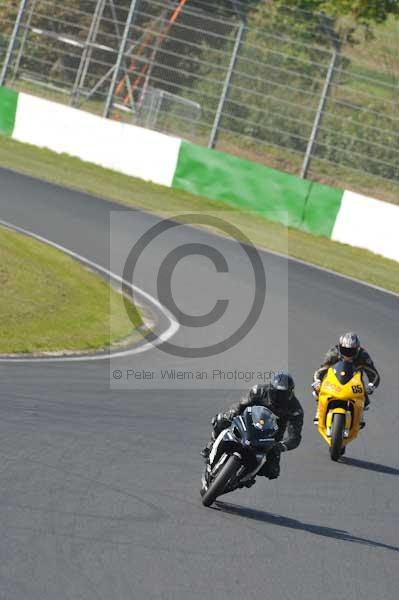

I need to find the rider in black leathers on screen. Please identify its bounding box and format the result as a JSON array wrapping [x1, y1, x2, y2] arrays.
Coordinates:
[[201, 372, 304, 480]]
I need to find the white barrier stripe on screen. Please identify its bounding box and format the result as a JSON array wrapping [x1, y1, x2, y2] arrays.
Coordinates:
[[12, 93, 182, 187], [332, 190, 399, 264], [0, 219, 180, 363]]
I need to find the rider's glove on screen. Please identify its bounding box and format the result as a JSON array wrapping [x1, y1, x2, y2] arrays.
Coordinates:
[[249, 384, 264, 401], [212, 412, 231, 431], [366, 383, 375, 396], [312, 379, 321, 394], [211, 412, 224, 427]]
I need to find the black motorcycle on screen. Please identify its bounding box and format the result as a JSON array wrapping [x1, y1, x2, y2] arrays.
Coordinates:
[[200, 405, 279, 507]]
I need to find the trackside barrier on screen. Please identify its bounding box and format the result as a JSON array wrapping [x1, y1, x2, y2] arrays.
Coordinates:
[[1, 87, 398, 262], [0, 87, 181, 186]]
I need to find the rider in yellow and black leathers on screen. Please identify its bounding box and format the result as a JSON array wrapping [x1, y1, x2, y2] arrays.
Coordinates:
[[313, 332, 380, 424]]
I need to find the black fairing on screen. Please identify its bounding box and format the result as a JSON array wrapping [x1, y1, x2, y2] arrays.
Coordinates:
[[333, 360, 356, 385], [213, 406, 278, 467], [203, 406, 280, 499]]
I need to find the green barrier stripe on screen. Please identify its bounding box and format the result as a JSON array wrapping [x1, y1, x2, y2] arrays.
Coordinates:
[[173, 141, 311, 228], [0, 87, 19, 137], [301, 181, 343, 238]]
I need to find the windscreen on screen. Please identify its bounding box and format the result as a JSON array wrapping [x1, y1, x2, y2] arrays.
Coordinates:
[[245, 405, 278, 437], [333, 360, 356, 385]]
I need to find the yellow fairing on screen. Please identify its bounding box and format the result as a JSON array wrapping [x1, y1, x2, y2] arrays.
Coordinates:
[[318, 367, 365, 447]]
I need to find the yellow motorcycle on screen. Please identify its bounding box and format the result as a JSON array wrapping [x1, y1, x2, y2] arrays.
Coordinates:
[[316, 359, 366, 461]]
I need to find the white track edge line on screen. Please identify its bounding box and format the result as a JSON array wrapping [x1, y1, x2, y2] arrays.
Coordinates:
[[256, 243, 398, 298], [182, 219, 398, 299], [0, 219, 180, 363]]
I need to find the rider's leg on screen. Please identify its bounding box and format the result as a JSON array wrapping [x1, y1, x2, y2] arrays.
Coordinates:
[[313, 400, 320, 425], [360, 394, 370, 429], [200, 436, 214, 459], [201, 414, 231, 459], [258, 451, 281, 480], [312, 382, 321, 424]]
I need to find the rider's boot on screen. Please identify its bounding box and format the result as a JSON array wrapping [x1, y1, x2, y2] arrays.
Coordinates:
[[360, 402, 369, 429], [313, 407, 319, 425], [244, 479, 256, 488], [200, 442, 212, 460]]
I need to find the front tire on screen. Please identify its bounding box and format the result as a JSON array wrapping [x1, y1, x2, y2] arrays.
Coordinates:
[[330, 413, 345, 461], [201, 454, 241, 507]]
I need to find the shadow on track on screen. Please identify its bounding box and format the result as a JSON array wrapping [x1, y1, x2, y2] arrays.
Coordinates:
[[340, 457, 399, 476], [215, 502, 399, 553]]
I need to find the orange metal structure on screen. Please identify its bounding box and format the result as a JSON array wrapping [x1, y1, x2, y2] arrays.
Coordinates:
[[114, 0, 188, 106]]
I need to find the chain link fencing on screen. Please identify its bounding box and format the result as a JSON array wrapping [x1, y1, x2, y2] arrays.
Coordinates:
[[1, 0, 398, 202]]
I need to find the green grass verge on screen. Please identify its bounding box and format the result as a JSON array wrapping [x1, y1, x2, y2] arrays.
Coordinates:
[[0, 136, 398, 295], [0, 224, 144, 354]]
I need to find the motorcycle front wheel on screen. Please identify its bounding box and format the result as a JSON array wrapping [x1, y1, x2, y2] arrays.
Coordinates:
[[330, 413, 345, 461], [201, 454, 241, 508]]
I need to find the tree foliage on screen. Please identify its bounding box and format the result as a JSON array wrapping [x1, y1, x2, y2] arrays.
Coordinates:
[[189, 1, 399, 25], [273, 1, 399, 24], [189, 1, 399, 180]]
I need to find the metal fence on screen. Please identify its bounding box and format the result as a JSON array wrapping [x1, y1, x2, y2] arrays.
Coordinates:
[[1, 0, 399, 199]]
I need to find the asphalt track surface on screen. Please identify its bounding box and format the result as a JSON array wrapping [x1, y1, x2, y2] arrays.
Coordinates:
[[0, 167, 398, 600]]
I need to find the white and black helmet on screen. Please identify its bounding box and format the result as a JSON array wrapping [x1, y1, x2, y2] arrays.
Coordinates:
[[339, 332, 360, 359]]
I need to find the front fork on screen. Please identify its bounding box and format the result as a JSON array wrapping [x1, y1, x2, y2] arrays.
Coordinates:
[[237, 453, 267, 482], [203, 451, 266, 492], [326, 409, 352, 438]]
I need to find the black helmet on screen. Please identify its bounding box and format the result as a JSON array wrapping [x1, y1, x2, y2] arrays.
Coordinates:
[[339, 332, 360, 359], [269, 372, 295, 410]]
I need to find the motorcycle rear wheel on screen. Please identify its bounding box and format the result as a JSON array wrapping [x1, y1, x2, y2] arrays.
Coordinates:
[[330, 413, 345, 461], [201, 454, 241, 507]]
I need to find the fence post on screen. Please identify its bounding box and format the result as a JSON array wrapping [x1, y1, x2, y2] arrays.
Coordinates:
[[11, 0, 38, 82], [103, 0, 138, 118], [70, 0, 106, 107], [208, 20, 245, 150], [0, 0, 29, 87], [300, 46, 339, 179]]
